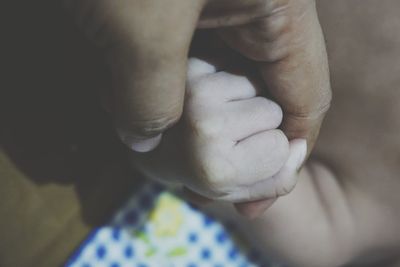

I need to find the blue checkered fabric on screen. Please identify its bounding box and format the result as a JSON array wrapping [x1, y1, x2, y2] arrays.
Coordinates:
[[65, 181, 283, 267]]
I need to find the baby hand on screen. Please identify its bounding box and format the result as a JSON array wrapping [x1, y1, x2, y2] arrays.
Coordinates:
[[131, 58, 307, 213]]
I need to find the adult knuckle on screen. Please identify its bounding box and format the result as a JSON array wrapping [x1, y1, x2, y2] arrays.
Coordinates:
[[290, 90, 332, 121], [319, 89, 333, 114], [242, 0, 316, 62], [127, 115, 181, 137], [312, 94, 332, 119], [258, 9, 291, 42]]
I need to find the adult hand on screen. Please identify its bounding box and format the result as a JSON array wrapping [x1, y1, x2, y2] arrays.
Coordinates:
[[64, 0, 330, 154], [64, 0, 204, 152]]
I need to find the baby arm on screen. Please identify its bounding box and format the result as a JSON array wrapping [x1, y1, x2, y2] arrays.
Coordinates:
[[183, 58, 356, 267], [131, 58, 356, 267], [188, 55, 400, 266]]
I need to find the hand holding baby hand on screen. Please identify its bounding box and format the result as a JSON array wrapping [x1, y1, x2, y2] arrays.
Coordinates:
[[131, 58, 307, 217]]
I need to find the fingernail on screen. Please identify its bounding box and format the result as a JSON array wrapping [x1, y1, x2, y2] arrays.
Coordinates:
[[286, 139, 308, 172], [235, 198, 277, 219], [117, 129, 162, 152], [295, 139, 307, 170]]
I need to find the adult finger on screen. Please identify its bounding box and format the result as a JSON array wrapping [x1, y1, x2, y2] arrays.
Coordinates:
[[66, 0, 205, 152], [216, 0, 331, 153]]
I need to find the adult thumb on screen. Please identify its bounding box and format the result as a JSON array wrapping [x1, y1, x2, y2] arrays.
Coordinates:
[[65, 0, 205, 152]]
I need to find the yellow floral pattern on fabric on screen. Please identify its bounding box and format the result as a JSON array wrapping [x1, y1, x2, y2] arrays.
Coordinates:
[[66, 182, 271, 267], [148, 192, 184, 237]]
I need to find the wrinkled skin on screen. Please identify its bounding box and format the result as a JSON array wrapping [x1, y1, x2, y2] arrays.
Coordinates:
[[65, 0, 331, 214]]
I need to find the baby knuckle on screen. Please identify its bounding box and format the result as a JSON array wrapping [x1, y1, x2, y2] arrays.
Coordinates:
[[200, 164, 234, 193], [270, 130, 289, 149], [256, 97, 283, 120], [187, 115, 223, 139], [199, 157, 236, 192], [267, 131, 290, 168], [186, 77, 215, 102]]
